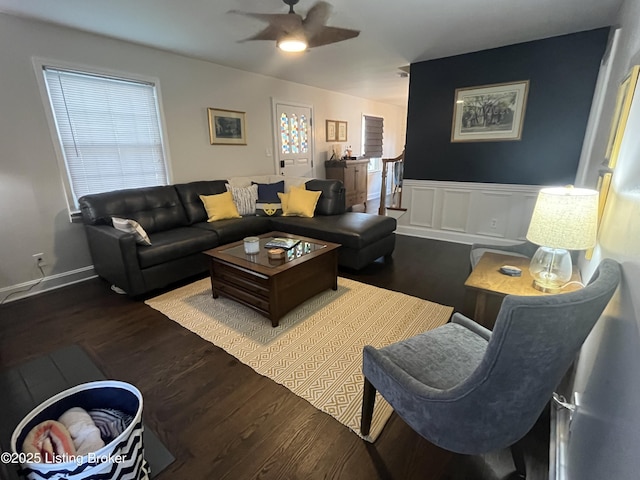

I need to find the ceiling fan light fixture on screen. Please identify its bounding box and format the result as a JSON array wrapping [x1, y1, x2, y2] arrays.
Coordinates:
[[277, 36, 308, 52]]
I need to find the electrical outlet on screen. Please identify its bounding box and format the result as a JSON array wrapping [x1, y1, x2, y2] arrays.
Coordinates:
[[490, 218, 498, 229], [32, 253, 46, 267]]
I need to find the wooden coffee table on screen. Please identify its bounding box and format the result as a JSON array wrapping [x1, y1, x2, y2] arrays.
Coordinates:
[[203, 232, 340, 327]]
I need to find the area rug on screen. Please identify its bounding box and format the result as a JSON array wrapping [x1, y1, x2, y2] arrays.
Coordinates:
[[145, 277, 453, 441]]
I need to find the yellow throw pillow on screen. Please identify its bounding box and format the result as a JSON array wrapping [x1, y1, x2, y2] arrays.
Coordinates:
[[277, 192, 289, 214], [199, 192, 241, 222], [278, 185, 306, 216], [283, 187, 322, 218]]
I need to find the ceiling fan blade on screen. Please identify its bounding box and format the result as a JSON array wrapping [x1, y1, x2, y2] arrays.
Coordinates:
[[231, 1, 358, 49], [303, 1, 332, 37], [307, 26, 360, 48], [229, 10, 303, 31], [238, 25, 283, 42]]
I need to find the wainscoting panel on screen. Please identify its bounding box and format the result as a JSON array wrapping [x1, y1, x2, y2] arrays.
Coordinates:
[[397, 180, 541, 245], [408, 187, 436, 227], [472, 191, 511, 238], [517, 193, 540, 240], [441, 189, 471, 232]]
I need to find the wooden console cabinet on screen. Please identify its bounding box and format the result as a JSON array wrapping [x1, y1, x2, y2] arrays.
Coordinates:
[[325, 159, 369, 209]]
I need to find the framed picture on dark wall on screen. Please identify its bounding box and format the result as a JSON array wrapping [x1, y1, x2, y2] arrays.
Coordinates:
[[451, 80, 529, 142], [208, 108, 247, 145]]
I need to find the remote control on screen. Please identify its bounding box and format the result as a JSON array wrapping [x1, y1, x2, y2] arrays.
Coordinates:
[[499, 265, 522, 277]]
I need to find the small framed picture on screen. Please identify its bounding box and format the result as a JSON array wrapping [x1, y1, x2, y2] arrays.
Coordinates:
[[326, 120, 337, 142], [337, 121, 348, 142], [208, 108, 247, 145], [604, 66, 639, 169], [586, 169, 613, 260], [451, 80, 529, 142]]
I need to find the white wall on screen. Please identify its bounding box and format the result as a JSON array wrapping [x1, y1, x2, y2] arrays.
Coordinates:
[[0, 13, 406, 299], [563, 0, 640, 475]]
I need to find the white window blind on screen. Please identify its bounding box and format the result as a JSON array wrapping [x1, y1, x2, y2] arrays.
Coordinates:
[[43, 67, 168, 208], [362, 115, 383, 172]]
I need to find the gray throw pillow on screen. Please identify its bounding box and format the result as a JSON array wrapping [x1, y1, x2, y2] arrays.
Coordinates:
[[112, 217, 152, 245]]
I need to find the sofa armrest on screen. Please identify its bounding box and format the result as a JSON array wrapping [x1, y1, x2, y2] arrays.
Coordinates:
[[305, 179, 346, 215], [84, 225, 145, 295]]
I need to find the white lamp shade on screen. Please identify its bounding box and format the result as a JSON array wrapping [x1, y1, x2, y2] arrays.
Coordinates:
[[526, 186, 599, 250]]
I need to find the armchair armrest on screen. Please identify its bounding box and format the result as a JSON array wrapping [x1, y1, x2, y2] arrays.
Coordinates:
[[451, 312, 492, 341], [84, 225, 145, 295]]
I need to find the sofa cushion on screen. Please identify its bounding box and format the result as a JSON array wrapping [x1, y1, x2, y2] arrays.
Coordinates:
[[228, 175, 308, 192], [255, 200, 283, 217], [174, 180, 228, 224], [269, 213, 396, 249], [79, 186, 188, 234], [192, 216, 271, 245], [137, 227, 218, 269]]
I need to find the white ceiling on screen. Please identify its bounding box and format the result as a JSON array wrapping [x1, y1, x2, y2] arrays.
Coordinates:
[[0, 0, 622, 106]]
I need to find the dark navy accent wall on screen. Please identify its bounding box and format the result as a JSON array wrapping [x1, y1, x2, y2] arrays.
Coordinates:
[[404, 28, 610, 185]]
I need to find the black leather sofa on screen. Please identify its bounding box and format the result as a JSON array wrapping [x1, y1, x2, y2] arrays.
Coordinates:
[[79, 179, 396, 296]]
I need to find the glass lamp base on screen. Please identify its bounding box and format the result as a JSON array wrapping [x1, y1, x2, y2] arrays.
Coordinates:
[[532, 280, 563, 293], [529, 247, 572, 293]]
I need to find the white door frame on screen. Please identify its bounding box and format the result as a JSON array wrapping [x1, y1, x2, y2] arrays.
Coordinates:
[[271, 98, 315, 177]]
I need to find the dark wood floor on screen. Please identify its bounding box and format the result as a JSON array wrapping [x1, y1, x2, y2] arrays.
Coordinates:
[[0, 235, 548, 480]]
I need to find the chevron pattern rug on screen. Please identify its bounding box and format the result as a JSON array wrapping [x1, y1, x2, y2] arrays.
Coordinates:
[[145, 277, 452, 441]]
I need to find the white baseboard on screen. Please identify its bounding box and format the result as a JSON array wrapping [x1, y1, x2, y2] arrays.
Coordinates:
[[0, 266, 97, 304]]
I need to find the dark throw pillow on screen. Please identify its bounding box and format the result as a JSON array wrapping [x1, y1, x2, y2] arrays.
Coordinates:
[[252, 181, 284, 202], [255, 199, 283, 217]]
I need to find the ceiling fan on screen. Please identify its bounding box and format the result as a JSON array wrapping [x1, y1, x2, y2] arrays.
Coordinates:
[[230, 0, 360, 52]]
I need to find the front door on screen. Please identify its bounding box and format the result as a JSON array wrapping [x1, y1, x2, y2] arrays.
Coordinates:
[[273, 100, 314, 177]]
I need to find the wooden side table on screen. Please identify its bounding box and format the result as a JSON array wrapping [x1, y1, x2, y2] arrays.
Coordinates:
[[464, 252, 582, 328], [325, 159, 369, 209]]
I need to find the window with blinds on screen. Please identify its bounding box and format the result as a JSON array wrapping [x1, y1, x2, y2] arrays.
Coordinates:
[[362, 115, 383, 171], [42, 67, 169, 210]]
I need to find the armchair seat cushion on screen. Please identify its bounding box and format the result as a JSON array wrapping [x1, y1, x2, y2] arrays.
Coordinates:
[[137, 227, 218, 268], [368, 323, 488, 391]]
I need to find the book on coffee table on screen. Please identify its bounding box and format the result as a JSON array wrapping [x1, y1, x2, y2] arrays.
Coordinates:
[[264, 237, 301, 250]]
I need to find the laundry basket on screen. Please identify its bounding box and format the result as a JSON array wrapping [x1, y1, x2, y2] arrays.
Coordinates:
[[10, 380, 150, 480]]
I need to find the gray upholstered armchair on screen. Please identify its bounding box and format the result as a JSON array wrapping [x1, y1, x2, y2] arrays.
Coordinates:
[[361, 258, 620, 477]]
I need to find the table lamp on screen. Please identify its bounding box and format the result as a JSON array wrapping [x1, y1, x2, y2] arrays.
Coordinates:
[[526, 186, 598, 292]]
